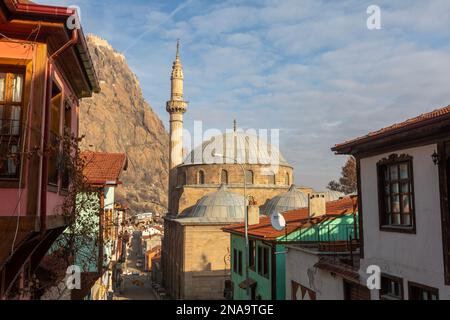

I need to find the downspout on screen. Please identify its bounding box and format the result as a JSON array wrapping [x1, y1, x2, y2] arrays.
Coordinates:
[[39, 28, 79, 235]]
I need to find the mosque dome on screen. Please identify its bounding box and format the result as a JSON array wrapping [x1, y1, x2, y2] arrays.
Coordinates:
[[183, 131, 290, 167], [184, 185, 246, 221], [323, 190, 346, 202], [264, 185, 309, 216]]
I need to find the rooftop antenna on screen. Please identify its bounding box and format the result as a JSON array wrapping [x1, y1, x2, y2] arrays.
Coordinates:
[[233, 119, 237, 132]]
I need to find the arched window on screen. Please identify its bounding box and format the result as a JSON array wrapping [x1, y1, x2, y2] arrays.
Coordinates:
[[221, 169, 228, 184], [198, 170, 205, 184], [245, 170, 254, 185], [268, 172, 276, 185], [285, 172, 290, 185], [178, 171, 187, 186]]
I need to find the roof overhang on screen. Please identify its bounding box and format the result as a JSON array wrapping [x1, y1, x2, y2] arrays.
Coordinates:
[[0, 0, 100, 97], [332, 114, 450, 157]]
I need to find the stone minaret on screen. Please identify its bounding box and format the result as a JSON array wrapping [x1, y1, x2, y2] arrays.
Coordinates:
[[166, 40, 188, 215]]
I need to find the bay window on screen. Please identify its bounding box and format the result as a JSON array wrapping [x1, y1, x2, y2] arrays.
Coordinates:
[[0, 67, 24, 179]]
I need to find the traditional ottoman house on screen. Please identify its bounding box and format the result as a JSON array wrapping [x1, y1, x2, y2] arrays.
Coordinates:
[[71, 151, 127, 300], [223, 196, 358, 300], [161, 42, 316, 299], [0, 0, 99, 299], [332, 105, 450, 300]]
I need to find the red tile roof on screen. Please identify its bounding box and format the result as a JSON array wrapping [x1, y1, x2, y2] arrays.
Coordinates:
[[81, 151, 127, 185], [222, 197, 358, 240], [333, 105, 450, 152]]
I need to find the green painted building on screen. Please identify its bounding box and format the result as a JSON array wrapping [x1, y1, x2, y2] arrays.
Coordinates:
[[223, 197, 358, 300]]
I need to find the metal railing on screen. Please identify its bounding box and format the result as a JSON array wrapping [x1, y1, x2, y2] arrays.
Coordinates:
[[279, 223, 360, 267]]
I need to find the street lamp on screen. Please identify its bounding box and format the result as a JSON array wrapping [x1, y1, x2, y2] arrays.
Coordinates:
[[213, 152, 250, 300]]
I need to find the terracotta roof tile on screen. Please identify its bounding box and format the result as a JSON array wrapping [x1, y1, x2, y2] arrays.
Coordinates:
[[81, 151, 127, 185], [222, 197, 357, 240], [333, 105, 450, 151]]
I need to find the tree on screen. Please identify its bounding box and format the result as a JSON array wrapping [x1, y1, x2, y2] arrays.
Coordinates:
[[327, 156, 357, 194]]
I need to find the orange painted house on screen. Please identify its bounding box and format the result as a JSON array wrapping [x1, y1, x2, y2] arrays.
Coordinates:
[[0, 0, 99, 298]]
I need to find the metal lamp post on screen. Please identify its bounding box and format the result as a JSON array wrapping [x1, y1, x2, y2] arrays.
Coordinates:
[[213, 152, 250, 300]]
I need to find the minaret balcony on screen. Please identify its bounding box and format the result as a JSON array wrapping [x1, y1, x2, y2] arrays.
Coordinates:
[[166, 100, 188, 113]]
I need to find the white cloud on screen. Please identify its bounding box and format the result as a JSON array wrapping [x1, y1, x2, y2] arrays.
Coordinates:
[[48, 0, 450, 190]]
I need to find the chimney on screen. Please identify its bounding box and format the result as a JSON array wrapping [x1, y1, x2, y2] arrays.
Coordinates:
[[247, 205, 260, 226], [308, 193, 326, 217]]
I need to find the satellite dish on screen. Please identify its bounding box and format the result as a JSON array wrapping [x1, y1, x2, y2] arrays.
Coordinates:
[[271, 212, 286, 231]]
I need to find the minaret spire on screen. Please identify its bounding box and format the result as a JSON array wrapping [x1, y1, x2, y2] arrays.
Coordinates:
[[167, 40, 188, 215]]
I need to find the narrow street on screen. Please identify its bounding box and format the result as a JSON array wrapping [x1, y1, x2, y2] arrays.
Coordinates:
[[113, 231, 157, 300]]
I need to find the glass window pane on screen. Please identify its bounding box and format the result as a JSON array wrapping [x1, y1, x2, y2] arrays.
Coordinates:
[[12, 74, 23, 103], [0, 73, 5, 101], [387, 214, 392, 225], [399, 163, 409, 179], [402, 213, 411, 226], [1, 105, 9, 135], [390, 165, 398, 180], [401, 182, 409, 193], [393, 213, 401, 225], [384, 167, 389, 181], [392, 195, 400, 213], [0, 105, 3, 132], [385, 196, 391, 212], [10, 105, 20, 135], [402, 195, 411, 213], [392, 183, 399, 194], [384, 183, 390, 195], [7, 144, 18, 175]]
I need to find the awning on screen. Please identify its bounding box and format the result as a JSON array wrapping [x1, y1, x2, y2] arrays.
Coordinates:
[[239, 278, 257, 290]]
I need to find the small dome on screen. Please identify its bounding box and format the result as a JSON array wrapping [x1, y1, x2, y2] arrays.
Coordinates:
[[183, 132, 289, 166], [264, 185, 308, 216], [324, 190, 346, 202], [185, 185, 246, 221]]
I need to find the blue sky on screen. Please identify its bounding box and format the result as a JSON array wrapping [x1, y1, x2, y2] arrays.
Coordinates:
[[42, 0, 450, 190]]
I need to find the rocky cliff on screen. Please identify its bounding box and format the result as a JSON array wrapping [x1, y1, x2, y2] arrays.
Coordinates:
[[79, 35, 169, 214]]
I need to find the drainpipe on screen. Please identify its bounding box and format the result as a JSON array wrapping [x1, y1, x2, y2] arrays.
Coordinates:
[[40, 29, 79, 235]]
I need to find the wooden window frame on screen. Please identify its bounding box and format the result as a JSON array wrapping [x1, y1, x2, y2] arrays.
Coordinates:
[[249, 240, 256, 271], [257, 246, 262, 275], [237, 250, 243, 276], [438, 141, 450, 285], [257, 245, 269, 279], [408, 281, 439, 300], [380, 274, 404, 300], [377, 154, 416, 234], [0, 65, 26, 182], [47, 79, 63, 191], [262, 246, 269, 278], [232, 249, 238, 274]]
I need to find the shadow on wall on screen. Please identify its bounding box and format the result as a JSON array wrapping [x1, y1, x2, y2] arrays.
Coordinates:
[[201, 254, 212, 271], [183, 269, 231, 300]]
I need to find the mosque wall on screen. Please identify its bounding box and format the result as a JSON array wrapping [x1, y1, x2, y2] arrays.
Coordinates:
[[171, 164, 307, 215], [182, 224, 232, 299]]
